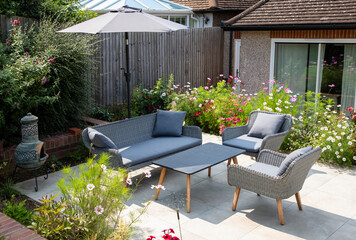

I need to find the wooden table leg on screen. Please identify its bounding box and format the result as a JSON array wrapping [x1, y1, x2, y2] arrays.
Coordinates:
[[227, 158, 232, 167], [208, 167, 211, 177], [232, 156, 238, 164], [187, 174, 191, 213], [155, 167, 167, 200]]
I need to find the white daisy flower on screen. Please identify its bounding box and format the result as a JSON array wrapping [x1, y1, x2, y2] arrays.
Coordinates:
[[87, 184, 95, 191], [126, 178, 132, 185], [94, 205, 104, 215], [144, 170, 151, 178]]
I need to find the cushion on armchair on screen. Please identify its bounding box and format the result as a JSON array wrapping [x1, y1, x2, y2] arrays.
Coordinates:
[[276, 146, 313, 176], [152, 110, 186, 137], [87, 128, 118, 149], [223, 134, 263, 152], [248, 113, 285, 139]]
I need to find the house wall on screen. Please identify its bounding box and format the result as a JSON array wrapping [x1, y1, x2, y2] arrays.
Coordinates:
[[239, 31, 271, 93]]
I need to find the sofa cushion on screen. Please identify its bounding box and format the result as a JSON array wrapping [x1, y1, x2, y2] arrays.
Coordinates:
[[248, 113, 285, 139], [87, 128, 118, 149], [120, 136, 201, 167], [152, 110, 186, 137], [223, 134, 263, 153], [276, 146, 313, 176], [248, 162, 279, 176]]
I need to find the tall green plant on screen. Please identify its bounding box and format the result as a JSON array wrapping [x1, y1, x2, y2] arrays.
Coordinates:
[[0, 19, 98, 145]]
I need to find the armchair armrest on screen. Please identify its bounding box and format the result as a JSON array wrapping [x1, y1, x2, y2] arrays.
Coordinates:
[[182, 126, 202, 139], [222, 125, 248, 142], [257, 149, 287, 167], [260, 131, 289, 151], [91, 147, 124, 169]]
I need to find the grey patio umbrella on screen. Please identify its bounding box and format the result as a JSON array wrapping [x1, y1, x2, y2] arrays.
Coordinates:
[[58, 6, 188, 118]]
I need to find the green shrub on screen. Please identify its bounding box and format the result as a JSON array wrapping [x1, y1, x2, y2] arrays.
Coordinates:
[[56, 154, 148, 239], [30, 193, 89, 240], [0, 0, 96, 22], [131, 75, 175, 116], [89, 106, 113, 122], [0, 180, 20, 200], [0, 19, 97, 145], [3, 196, 34, 226]]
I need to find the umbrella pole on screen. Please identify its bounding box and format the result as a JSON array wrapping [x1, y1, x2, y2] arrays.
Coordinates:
[[124, 32, 131, 118]]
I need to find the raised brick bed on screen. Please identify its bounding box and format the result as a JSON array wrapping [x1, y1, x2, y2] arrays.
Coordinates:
[[0, 212, 44, 240]]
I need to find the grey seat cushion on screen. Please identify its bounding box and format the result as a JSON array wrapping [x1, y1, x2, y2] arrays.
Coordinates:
[[276, 146, 313, 176], [152, 110, 186, 137], [247, 162, 279, 176], [223, 134, 263, 153], [248, 113, 285, 139], [87, 128, 118, 149], [120, 136, 201, 167]]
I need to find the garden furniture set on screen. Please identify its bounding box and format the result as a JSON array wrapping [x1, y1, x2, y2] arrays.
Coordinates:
[[83, 110, 320, 224]]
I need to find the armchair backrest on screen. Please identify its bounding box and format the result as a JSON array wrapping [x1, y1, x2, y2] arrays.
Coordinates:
[[281, 147, 322, 196], [82, 113, 157, 149], [247, 111, 292, 133]]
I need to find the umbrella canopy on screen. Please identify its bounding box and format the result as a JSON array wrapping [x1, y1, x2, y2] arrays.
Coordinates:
[[58, 7, 188, 34], [58, 6, 188, 118]]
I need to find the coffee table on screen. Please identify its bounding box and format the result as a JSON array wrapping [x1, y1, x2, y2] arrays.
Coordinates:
[[153, 143, 245, 212]]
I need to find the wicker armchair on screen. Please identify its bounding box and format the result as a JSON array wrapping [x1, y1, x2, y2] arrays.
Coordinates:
[[228, 147, 322, 225], [222, 111, 292, 158]]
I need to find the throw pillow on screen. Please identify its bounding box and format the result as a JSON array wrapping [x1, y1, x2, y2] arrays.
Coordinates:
[[276, 146, 313, 176], [248, 113, 285, 139], [152, 110, 186, 137], [87, 128, 118, 149]]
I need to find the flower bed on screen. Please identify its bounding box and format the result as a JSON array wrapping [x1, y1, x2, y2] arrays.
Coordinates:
[[133, 75, 356, 166]]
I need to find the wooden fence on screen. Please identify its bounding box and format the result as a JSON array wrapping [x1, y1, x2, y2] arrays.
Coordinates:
[[90, 27, 224, 106], [0, 14, 224, 106]]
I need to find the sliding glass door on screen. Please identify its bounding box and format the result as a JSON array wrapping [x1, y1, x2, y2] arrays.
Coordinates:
[[274, 42, 356, 109]]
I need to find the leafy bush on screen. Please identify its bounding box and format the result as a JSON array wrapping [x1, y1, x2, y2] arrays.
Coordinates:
[[0, 19, 97, 145], [56, 154, 148, 239], [89, 106, 113, 122], [3, 197, 34, 226], [0, 0, 96, 23], [131, 75, 176, 116], [0, 180, 20, 200], [30, 193, 89, 240]]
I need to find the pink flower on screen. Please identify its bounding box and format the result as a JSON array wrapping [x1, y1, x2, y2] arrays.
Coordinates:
[[41, 77, 47, 84], [290, 97, 297, 102], [219, 74, 223, 77], [247, 97, 251, 101], [261, 82, 265, 85], [13, 19, 20, 26], [263, 87, 268, 90], [284, 88, 290, 92], [328, 84, 335, 87], [242, 101, 247, 105], [207, 78, 212, 82], [227, 79, 232, 82], [51, 164, 55, 167], [49, 58, 54, 63], [198, 104, 202, 107], [35, 60, 39, 64], [204, 86, 209, 90], [268, 79, 275, 84], [6, 39, 9, 46], [346, 107, 354, 112], [25, 52, 29, 57], [41, 58, 44, 62], [218, 117, 225, 120]]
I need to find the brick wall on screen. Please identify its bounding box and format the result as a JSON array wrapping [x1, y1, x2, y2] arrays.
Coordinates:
[[0, 212, 44, 240], [0, 128, 82, 170]]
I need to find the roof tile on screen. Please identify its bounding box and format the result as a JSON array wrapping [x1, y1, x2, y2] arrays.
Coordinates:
[[171, 0, 259, 11]]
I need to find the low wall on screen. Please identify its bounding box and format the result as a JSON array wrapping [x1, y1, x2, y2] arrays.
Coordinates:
[[0, 128, 82, 170]]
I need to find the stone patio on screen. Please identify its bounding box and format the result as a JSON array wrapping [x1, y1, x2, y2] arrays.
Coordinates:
[[15, 133, 356, 240]]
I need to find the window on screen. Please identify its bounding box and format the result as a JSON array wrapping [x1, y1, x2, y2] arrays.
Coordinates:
[[273, 41, 356, 109], [158, 15, 187, 26]]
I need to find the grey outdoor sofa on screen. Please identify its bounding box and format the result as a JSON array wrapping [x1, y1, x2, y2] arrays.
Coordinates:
[[228, 147, 322, 225], [82, 112, 202, 170], [222, 110, 292, 158]]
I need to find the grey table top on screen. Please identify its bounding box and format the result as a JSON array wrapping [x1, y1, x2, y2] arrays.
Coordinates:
[[153, 143, 245, 175]]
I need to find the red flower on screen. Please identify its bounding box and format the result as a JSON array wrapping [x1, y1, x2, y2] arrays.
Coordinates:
[[172, 237, 180, 240], [162, 234, 172, 240], [149, 88, 152, 90], [346, 107, 354, 112], [169, 228, 175, 233], [241, 82, 245, 85], [146, 236, 156, 240], [6, 38, 9, 46], [227, 79, 232, 82]]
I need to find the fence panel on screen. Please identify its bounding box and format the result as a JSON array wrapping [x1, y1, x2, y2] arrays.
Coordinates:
[[95, 27, 224, 106]]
